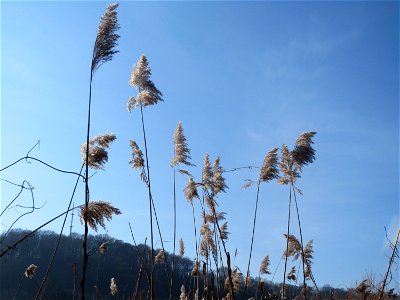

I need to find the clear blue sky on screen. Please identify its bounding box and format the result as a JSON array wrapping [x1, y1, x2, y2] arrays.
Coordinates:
[[1, 0, 399, 290]]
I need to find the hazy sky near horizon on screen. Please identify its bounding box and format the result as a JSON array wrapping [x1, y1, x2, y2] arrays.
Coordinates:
[[1, 0, 399, 290]]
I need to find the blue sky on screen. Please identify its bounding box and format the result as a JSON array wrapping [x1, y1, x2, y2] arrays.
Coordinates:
[[1, 0, 399, 290]]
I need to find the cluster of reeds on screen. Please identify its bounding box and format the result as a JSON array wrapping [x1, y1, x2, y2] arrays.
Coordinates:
[[2, 3, 399, 300]]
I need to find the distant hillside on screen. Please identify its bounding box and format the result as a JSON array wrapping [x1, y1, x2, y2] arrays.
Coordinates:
[[0, 229, 395, 300]]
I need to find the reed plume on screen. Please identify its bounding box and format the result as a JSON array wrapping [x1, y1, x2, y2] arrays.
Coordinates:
[[24, 264, 37, 279], [260, 256, 271, 275], [291, 132, 316, 172], [129, 140, 148, 184], [220, 222, 229, 241], [287, 266, 296, 281], [155, 250, 165, 264], [260, 148, 279, 182], [110, 277, 118, 296], [202, 154, 213, 191], [179, 238, 185, 257], [79, 201, 121, 231], [91, 3, 120, 73], [192, 261, 200, 277], [225, 269, 243, 293], [81, 134, 116, 170], [212, 157, 227, 196], [283, 234, 302, 259], [172, 122, 194, 167], [127, 54, 163, 109], [184, 176, 200, 204], [99, 242, 109, 255], [180, 285, 187, 300]]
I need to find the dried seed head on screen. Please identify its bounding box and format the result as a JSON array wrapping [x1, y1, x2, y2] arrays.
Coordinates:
[[212, 157, 227, 195], [287, 266, 296, 281], [192, 261, 200, 277], [92, 3, 120, 73], [283, 234, 302, 259], [292, 132, 316, 171], [155, 250, 164, 264], [184, 177, 199, 204], [259, 255, 271, 275], [128, 54, 163, 107], [172, 122, 194, 167], [129, 140, 148, 184], [80, 201, 121, 232], [110, 277, 118, 296], [180, 284, 187, 300], [100, 242, 109, 255], [202, 154, 213, 190], [260, 147, 279, 182], [81, 134, 116, 170], [225, 269, 243, 293], [24, 264, 37, 279], [200, 223, 216, 258], [179, 238, 185, 257], [304, 239, 314, 262], [220, 222, 229, 241], [278, 144, 295, 185], [129, 54, 150, 88]]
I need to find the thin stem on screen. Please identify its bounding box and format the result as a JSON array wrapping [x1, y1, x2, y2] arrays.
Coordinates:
[[244, 180, 262, 296], [291, 184, 307, 300], [140, 103, 154, 299], [282, 186, 292, 300], [81, 71, 94, 300], [171, 167, 177, 300], [379, 229, 400, 300], [35, 165, 83, 300]]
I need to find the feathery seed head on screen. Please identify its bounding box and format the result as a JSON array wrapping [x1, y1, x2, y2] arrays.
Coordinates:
[[202, 154, 213, 190], [283, 234, 301, 259], [129, 140, 148, 184], [287, 266, 296, 281], [155, 250, 164, 264], [292, 132, 316, 171], [24, 264, 37, 279], [212, 157, 227, 195], [179, 238, 185, 257], [129, 54, 150, 88], [184, 177, 199, 204], [260, 147, 279, 182], [192, 261, 200, 277], [100, 242, 109, 255], [259, 255, 271, 275], [128, 54, 163, 107], [220, 222, 229, 241], [172, 122, 194, 167], [180, 285, 187, 300], [225, 269, 243, 293], [80, 200, 121, 232], [92, 4, 120, 73], [81, 134, 116, 170], [110, 277, 118, 296]]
